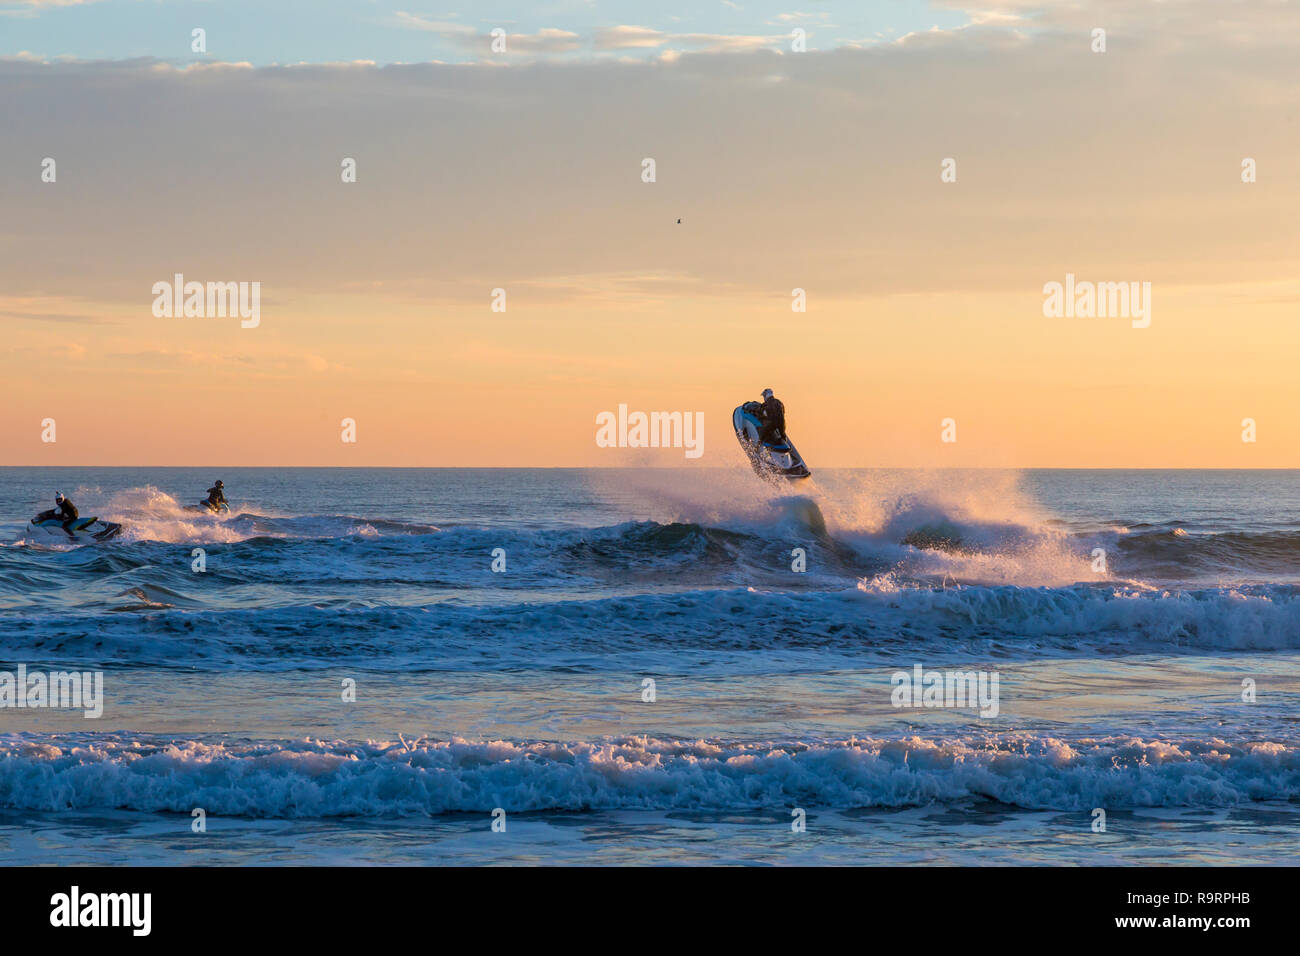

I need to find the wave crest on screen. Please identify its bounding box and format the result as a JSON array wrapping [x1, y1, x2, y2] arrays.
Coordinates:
[[2, 733, 1295, 816]]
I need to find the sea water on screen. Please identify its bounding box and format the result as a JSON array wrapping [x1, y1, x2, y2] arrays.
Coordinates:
[[1, 467, 1297, 864]]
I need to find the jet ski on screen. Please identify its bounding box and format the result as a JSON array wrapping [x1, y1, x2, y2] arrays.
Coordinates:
[[27, 509, 123, 543], [733, 402, 811, 480], [184, 500, 230, 514]]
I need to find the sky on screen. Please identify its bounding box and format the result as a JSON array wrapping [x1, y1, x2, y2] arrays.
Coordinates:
[[1, 1, 965, 64], [2, 0, 1299, 467]]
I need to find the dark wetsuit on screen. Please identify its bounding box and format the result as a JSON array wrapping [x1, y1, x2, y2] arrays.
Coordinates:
[[56, 498, 79, 536], [759, 397, 786, 444], [205, 486, 227, 508]]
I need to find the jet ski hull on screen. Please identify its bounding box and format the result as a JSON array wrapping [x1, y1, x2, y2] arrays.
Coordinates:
[[185, 500, 230, 514], [733, 404, 811, 480], [27, 514, 123, 543]]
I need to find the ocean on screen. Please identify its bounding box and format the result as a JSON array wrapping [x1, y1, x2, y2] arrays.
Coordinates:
[[1, 466, 1298, 865]]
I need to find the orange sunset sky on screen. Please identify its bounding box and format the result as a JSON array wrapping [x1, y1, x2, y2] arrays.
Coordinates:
[[3, 0, 1299, 467]]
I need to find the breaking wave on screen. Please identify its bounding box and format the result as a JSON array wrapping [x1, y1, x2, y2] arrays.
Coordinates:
[[2, 733, 1295, 817]]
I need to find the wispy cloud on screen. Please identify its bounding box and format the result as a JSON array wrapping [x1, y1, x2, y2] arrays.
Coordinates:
[[392, 14, 581, 54], [0, 309, 111, 324], [506, 28, 582, 54], [0, 0, 102, 17], [594, 26, 666, 50], [391, 12, 476, 36], [594, 26, 782, 53]]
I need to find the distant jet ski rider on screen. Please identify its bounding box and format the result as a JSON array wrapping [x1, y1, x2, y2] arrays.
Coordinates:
[[758, 387, 786, 445], [53, 492, 79, 538], [204, 480, 227, 509]]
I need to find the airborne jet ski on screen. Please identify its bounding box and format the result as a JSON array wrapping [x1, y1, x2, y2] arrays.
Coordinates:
[[733, 402, 811, 480], [27, 509, 123, 543]]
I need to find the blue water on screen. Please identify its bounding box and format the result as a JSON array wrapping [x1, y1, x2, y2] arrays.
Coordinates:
[[1, 467, 1298, 864]]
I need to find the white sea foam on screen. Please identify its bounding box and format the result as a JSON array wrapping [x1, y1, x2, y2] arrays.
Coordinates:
[[1, 733, 1295, 816]]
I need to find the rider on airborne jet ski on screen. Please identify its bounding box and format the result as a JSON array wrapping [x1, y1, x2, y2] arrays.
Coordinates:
[[757, 388, 786, 445]]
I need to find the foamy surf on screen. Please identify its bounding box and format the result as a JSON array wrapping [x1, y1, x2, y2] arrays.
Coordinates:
[[2, 732, 1295, 816]]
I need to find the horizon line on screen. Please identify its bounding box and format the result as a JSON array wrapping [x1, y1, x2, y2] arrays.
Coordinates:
[[5, 465, 1300, 472]]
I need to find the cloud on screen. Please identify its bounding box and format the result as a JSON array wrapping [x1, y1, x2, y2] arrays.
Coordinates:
[[666, 33, 782, 52], [0, 296, 117, 325], [594, 25, 782, 53], [0, 309, 109, 324], [594, 26, 666, 50], [10, 341, 86, 360], [391, 12, 475, 36], [965, 10, 1026, 26], [305, 354, 348, 373], [0, 0, 101, 17], [1, 0, 1297, 310], [506, 28, 582, 54], [391, 15, 581, 54]]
